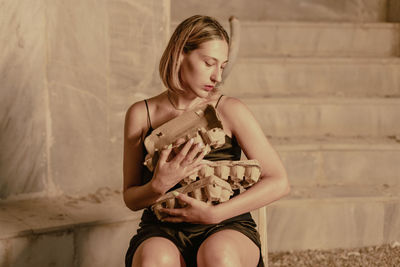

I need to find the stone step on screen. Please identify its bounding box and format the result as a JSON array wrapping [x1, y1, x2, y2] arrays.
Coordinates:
[[171, 22, 400, 58], [242, 97, 400, 137], [271, 137, 400, 187], [171, 0, 391, 22], [235, 22, 400, 58], [266, 185, 400, 251], [223, 57, 400, 97]]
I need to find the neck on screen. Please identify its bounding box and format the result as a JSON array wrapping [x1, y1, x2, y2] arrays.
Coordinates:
[[167, 90, 206, 111]]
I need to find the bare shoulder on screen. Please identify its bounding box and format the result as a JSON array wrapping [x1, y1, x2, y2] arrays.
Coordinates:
[[124, 100, 148, 141], [217, 96, 251, 121], [216, 96, 255, 134]]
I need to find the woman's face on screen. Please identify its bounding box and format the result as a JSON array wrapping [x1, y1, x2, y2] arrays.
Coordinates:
[[179, 39, 228, 98]]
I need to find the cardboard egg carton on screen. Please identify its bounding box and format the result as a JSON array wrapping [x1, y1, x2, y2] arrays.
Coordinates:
[[181, 159, 262, 190], [143, 105, 226, 171], [152, 175, 233, 220]]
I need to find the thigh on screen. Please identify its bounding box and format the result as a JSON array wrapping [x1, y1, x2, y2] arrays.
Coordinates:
[[197, 229, 260, 267], [132, 237, 186, 267]]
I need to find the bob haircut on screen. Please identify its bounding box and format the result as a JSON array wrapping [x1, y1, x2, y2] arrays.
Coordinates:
[[159, 15, 229, 94]]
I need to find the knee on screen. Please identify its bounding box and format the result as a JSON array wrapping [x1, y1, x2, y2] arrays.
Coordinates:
[[132, 238, 181, 267], [140, 253, 177, 267], [197, 242, 241, 267]]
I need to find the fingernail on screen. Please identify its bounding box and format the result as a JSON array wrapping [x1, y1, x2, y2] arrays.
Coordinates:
[[172, 191, 179, 197]]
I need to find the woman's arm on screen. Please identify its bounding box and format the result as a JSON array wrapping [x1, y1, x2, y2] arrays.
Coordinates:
[[123, 101, 206, 211], [123, 101, 163, 211], [161, 96, 290, 223], [210, 96, 290, 222]]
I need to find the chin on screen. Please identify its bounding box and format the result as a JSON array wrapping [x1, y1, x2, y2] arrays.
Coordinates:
[[200, 91, 212, 98]]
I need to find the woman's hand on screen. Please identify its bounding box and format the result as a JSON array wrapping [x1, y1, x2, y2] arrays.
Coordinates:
[[150, 138, 206, 194], [160, 192, 220, 224]]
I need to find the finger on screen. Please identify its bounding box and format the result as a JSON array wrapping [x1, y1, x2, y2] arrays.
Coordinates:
[[175, 192, 196, 206], [173, 138, 194, 162], [158, 144, 173, 163], [173, 137, 187, 147], [191, 149, 208, 166], [185, 142, 203, 162], [159, 207, 183, 217], [171, 137, 187, 154]]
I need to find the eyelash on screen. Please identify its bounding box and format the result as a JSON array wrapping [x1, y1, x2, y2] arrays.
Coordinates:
[[205, 61, 225, 69]]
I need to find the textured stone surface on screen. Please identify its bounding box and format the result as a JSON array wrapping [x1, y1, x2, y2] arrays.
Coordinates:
[[0, 0, 168, 199], [322, 149, 400, 186], [0, 192, 141, 267], [74, 221, 139, 267], [0, 239, 6, 267], [0, 205, 33, 239], [107, 0, 168, 191], [46, 0, 111, 195], [5, 232, 74, 267], [0, 0, 48, 199], [235, 22, 400, 58], [243, 98, 400, 137], [0, 220, 140, 267], [383, 201, 400, 241], [275, 139, 400, 186], [224, 58, 400, 97], [45, 0, 168, 195], [388, 0, 400, 22], [172, 0, 387, 22], [266, 197, 400, 251], [0, 190, 138, 239]]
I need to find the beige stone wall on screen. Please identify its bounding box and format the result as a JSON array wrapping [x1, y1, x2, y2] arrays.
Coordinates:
[[0, 1, 48, 199], [388, 0, 400, 22], [0, 0, 169, 199], [171, 0, 389, 22]]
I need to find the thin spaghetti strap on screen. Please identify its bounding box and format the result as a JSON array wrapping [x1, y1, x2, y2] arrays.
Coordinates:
[[144, 100, 153, 129], [215, 94, 224, 109]]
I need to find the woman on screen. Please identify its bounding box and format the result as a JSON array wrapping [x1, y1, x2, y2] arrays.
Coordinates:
[[123, 15, 290, 267]]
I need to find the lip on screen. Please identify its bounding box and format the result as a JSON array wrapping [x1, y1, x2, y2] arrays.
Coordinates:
[[204, 85, 214, 91]]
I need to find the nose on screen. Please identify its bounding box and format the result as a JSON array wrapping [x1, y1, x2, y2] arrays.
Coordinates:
[[211, 67, 223, 83]]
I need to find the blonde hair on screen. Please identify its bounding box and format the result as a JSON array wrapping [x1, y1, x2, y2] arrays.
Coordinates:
[[159, 15, 229, 94]]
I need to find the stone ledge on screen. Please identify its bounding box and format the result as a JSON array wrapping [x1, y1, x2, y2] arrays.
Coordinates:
[[286, 185, 400, 200], [225, 58, 400, 97], [269, 137, 400, 187], [0, 189, 141, 240], [238, 97, 400, 138], [271, 136, 400, 151], [267, 186, 400, 251], [171, 0, 388, 23]]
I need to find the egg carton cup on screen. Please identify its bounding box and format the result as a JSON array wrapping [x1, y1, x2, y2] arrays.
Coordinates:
[[143, 105, 226, 171], [181, 159, 262, 190], [152, 175, 233, 220]]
